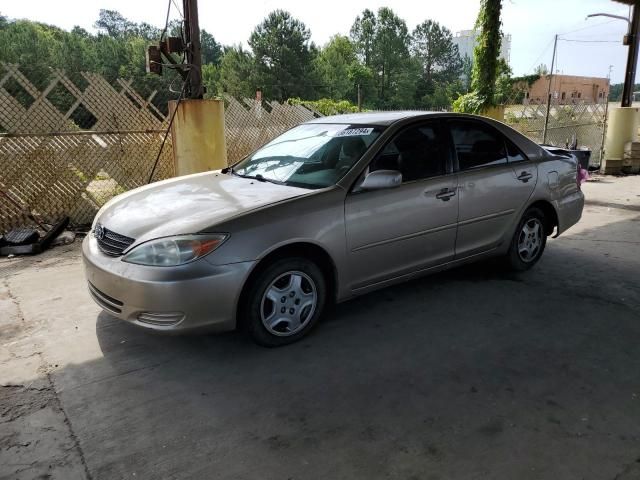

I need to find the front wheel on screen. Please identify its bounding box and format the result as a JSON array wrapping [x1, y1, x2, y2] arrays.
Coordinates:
[[505, 207, 547, 271], [241, 258, 326, 347]]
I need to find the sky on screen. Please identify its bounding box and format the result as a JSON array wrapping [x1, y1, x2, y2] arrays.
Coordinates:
[[0, 0, 634, 83]]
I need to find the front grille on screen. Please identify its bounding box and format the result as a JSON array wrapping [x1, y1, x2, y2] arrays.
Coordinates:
[[88, 282, 123, 314], [95, 225, 135, 256]]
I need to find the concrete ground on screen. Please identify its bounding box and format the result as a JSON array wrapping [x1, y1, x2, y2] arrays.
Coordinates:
[[1, 176, 639, 480]]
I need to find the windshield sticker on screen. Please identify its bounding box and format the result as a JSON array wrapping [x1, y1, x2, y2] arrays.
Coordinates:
[[333, 127, 374, 137]]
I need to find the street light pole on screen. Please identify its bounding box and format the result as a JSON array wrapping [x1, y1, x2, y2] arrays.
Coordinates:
[[586, 7, 639, 107]]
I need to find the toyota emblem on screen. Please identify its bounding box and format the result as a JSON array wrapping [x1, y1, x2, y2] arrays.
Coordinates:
[[94, 224, 105, 240]]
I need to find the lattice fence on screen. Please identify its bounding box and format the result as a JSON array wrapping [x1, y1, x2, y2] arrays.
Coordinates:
[[504, 101, 607, 165], [0, 63, 176, 231], [224, 95, 321, 162], [0, 62, 323, 232]]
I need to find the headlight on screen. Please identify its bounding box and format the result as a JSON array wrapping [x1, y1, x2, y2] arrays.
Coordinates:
[[122, 234, 228, 266]]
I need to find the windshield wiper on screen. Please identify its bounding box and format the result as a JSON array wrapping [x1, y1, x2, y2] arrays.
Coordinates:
[[254, 174, 286, 185], [232, 172, 285, 185]]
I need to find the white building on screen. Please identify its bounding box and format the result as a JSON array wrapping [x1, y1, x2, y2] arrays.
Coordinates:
[[453, 29, 512, 65]]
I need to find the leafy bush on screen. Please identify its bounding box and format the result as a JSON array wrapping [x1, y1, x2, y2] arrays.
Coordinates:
[[452, 91, 486, 114], [287, 97, 360, 115]]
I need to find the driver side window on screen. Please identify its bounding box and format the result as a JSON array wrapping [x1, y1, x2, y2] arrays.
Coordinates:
[[370, 123, 445, 182]]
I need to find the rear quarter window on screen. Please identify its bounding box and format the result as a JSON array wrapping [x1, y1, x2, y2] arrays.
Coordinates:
[[506, 139, 528, 162]]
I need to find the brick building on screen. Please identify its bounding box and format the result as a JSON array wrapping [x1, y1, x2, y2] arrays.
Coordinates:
[[523, 74, 610, 104]]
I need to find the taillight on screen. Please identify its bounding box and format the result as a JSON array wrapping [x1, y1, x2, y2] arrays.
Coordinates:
[[576, 159, 588, 190], [576, 160, 581, 190]]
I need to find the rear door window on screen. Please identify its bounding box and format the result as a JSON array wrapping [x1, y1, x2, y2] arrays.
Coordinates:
[[449, 121, 508, 171]]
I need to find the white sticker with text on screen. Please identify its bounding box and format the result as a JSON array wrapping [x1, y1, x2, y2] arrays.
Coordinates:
[[333, 127, 374, 137]]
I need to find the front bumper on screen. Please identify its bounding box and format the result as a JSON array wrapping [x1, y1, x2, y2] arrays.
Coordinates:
[[82, 235, 254, 333]]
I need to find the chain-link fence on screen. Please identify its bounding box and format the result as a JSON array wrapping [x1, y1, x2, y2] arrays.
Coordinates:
[[503, 99, 607, 167], [0, 63, 179, 232], [223, 95, 320, 162]]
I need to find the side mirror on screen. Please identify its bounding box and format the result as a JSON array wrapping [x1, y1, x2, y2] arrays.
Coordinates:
[[359, 170, 402, 191]]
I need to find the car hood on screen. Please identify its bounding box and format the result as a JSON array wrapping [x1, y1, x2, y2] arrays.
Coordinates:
[[96, 171, 311, 242]]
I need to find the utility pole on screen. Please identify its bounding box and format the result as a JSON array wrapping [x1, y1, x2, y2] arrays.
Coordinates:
[[357, 84, 362, 112], [183, 0, 204, 99], [622, 4, 640, 107], [542, 34, 558, 144]]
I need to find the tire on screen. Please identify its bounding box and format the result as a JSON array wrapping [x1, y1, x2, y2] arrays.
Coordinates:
[[241, 257, 327, 347], [505, 207, 547, 271]]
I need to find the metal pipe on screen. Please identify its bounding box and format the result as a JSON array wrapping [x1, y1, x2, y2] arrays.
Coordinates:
[[599, 65, 613, 165], [542, 34, 558, 144], [586, 13, 631, 28], [0, 130, 167, 138]]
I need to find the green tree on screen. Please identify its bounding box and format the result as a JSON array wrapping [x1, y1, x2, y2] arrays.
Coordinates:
[[135, 22, 161, 41], [315, 35, 358, 100], [453, 0, 504, 113], [350, 9, 376, 67], [56, 26, 97, 74], [460, 55, 473, 92], [534, 63, 549, 75], [493, 58, 514, 104], [372, 7, 410, 104], [249, 10, 317, 101], [94, 9, 135, 37], [201, 29, 222, 65], [202, 63, 220, 97], [471, 0, 503, 107], [390, 57, 421, 108], [218, 45, 257, 98], [351, 7, 410, 107], [348, 62, 375, 107], [0, 19, 60, 86], [412, 20, 462, 108], [412, 20, 462, 86]]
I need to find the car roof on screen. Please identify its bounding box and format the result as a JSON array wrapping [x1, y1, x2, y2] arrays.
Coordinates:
[[305, 111, 439, 126], [304, 110, 549, 162]]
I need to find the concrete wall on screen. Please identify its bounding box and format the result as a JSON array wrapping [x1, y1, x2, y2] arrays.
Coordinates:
[[525, 75, 610, 105]]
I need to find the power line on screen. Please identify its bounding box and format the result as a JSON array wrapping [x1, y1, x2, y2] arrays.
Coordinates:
[[159, 0, 172, 41], [560, 38, 621, 44], [558, 18, 619, 36], [171, 0, 184, 18], [148, 70, 191, 184], [526, 37, 554, 73]]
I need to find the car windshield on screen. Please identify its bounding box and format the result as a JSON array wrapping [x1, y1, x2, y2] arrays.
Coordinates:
[[232, 123, 383, 189]]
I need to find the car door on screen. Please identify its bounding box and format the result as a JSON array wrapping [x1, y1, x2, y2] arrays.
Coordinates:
[[448, 119, 538, 259], [344, 121, 459, 291]]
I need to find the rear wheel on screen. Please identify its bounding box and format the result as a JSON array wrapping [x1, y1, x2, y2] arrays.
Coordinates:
[[505, 207, 547, 271], [241, 258, 326, 347]]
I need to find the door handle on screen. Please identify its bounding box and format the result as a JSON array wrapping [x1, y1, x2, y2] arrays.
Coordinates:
[[517, 171, 533, 183], [435, 188, 456, 201]]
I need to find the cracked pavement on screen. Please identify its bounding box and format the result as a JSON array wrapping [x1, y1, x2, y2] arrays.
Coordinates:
[[1, 176, 639, 480]]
